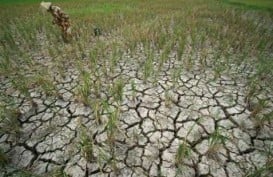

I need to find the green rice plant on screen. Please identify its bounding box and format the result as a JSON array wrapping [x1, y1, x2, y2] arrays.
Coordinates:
[[76, 83, 91, 105], [245, 78, 259, 106], [0, 24, 18, 52], [245, 158, 273, 177], [254, 144, 273, 177], [177, 36, 186, 61], [91, 98, 103, 124], [104, 107, 123, 175], [76, 69, 92, 105], [208, 127, 228, 146], [11, 75, 31, 98], [102, 97, 110, 110], [175, 120, 199, 169], [46, 166, 69, 177], [7, 169, 37, 177], [0, 148, 8, 167], [171, 67, 183, 87], [157, 29, 168, 49], [17, 20, 39, 50], [250, 100, 272, 129], [127, 40, 137, 57], [33, 74, 57, 96], [158, 50, 167, 70], [0, 53, 15, 76], [0, 106, 21, 137], [213, 61, 227, 79], [97, 146, 109, 173], [54, 58, 67, 79], [164, 89, 173, 107], [199, 53, 207, 70], [109, 158, 119, 176], [184, 51, 194, 72], [206, 127, 229, 160], [175, 142, 191, 166], [110, 45, 122, 72], [111, 79, 124, 103], [76, 40, 85, 57], [94, 78, 103, 98], [158, 38, 173, 68], [130, 80, 137, 100], [258, 111, 273, 126], [47, 45, 57, 58], [106, 108, 120, 146], [255, 54, 273, 90], [78, 126, 94, 162], [143, 49, 154, 82], [249, 99, 267, 117]]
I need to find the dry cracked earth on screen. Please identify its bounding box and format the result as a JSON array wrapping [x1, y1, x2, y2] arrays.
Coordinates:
[[1, 43, 273, 177]]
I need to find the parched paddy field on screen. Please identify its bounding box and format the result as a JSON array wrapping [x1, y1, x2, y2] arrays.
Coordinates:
[[0, 0, 273, 176]]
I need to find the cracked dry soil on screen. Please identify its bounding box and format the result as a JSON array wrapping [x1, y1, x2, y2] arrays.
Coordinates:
[[0, 44, 273, 177]]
